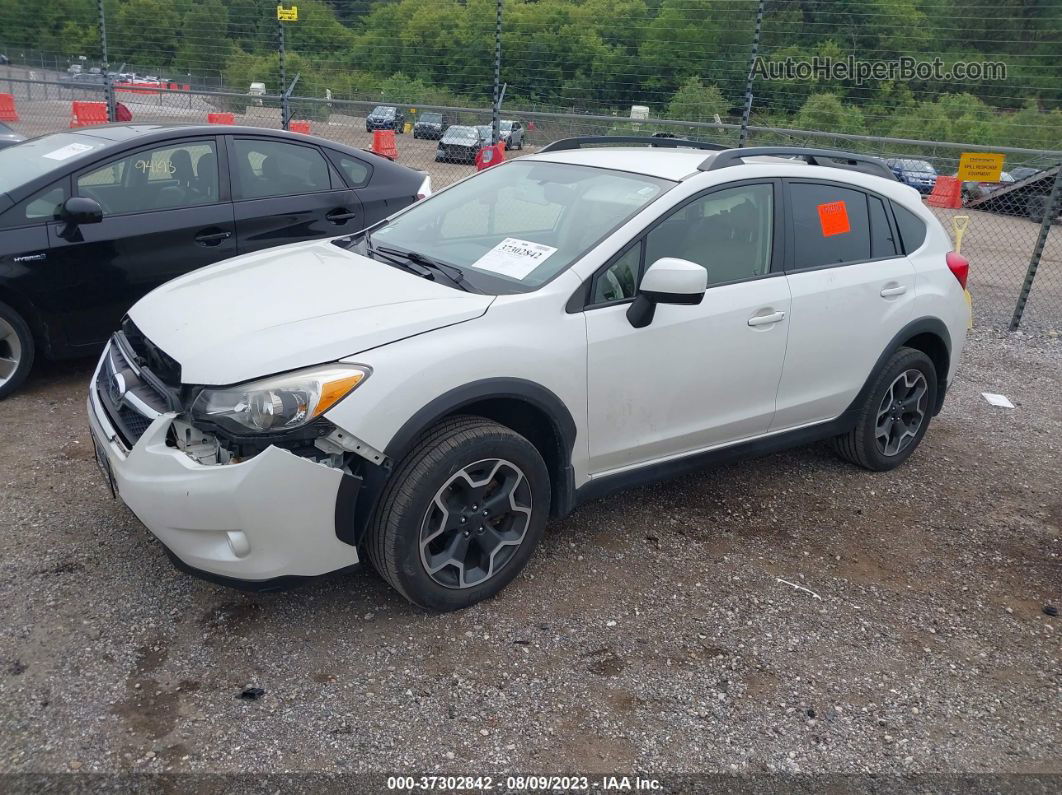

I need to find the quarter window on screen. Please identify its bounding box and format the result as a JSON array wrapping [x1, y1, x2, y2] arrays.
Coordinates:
[[591, 242, 642, 304], [644, 183, 774, 286], [232, 139, 331, 200], [76, 141, 218, 214], [789, 183, 872, 268], [892, 202, 927, 253], [334, 154, 371, 187], [0, 183, 68, 227]]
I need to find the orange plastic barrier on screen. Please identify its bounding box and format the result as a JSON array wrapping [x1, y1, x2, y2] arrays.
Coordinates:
[[371, 129, 397, 160], [207, 112, 235, 125], [289, 120, 311, 134], [925, 176, 962, 209], [69, 101, 108, 127], [0, 93, 19, 122], [475, 141, 506, 171]]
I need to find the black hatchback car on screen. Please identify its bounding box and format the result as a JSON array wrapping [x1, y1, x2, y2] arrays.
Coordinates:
[[365, 105, 405, 133], [434, 125, 490, 164], [0, 124, 430, 398]]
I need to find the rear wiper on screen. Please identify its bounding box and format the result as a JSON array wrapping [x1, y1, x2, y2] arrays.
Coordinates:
[[373, 244, 477, 293]]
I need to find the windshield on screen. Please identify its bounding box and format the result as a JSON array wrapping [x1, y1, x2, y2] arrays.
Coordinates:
[[475, 126, 493, 139], [442, 126, 478, 143], [420, 113, 442, 124], [371, 106, 395, 117], [358, 160, 673, 294], [0, 131, 108, 195], [500, 121, 513, 131]]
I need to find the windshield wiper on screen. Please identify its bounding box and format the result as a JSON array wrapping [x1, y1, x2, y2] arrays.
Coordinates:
[[367, 242, 435, 280], [372, 243, 477, 293]]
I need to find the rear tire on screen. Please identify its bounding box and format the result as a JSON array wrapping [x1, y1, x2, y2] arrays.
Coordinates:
[[366, 416, 550, 612], [0, 300, 35, 400], [832, 347, 937, 471]]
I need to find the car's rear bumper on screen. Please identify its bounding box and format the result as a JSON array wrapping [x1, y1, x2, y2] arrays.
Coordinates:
[[87, 357, 359, 585]]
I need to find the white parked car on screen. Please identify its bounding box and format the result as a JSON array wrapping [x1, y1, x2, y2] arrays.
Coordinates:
[[88, 138, 970, 611]]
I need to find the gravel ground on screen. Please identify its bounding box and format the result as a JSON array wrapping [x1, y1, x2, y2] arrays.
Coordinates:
[[0, 329, 1059, 778]]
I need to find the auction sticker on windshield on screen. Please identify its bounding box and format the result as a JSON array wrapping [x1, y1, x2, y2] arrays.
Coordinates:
[[472, 238, 557, 280], [42, 142, 95, 161]]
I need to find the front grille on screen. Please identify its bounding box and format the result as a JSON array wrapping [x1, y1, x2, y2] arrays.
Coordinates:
[[95, 338, 170, 449], [121, 317, 182, 387]]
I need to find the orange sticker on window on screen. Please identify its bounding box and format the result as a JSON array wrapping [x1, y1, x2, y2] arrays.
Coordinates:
[[817, 200, 851, 237]]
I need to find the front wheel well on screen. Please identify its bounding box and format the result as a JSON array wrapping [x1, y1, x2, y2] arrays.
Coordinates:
[[901, 331, 949, 412], [0, 285, 46, 350], [439, 397, 571, 517]]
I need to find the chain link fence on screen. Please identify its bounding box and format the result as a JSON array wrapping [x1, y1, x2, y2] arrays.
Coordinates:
[[0, 0, 1059, 331]]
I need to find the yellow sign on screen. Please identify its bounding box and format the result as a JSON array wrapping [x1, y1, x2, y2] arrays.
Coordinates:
[[276, 4, 298, 21], [957, 152, 1004, 182]]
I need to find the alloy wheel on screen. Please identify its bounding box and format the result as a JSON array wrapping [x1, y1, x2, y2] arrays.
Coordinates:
[[875, 369, 928, 456], [0, 315, 22, 388], [419, 458, 533, 589]]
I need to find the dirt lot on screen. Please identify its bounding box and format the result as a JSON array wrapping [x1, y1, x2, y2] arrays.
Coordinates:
[[0, 329, 1059, 776]]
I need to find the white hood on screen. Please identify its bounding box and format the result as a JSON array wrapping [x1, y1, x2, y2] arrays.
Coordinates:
[[128, 239, 493, 385]]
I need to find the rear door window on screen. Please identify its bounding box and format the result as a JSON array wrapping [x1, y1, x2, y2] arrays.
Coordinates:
[[868, 195, 898, 258], [788, 182, 872, 269], [232, 139, 332, 200]]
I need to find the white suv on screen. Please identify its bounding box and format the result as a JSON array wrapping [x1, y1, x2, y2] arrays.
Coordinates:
[[87, 139, 970, 611]]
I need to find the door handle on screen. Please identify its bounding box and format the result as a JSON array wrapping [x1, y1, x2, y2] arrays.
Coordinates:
[[880, 285, 907, 297], [747, 311, 785, 327], [194, 229, 232, 246], [326, 208, 359, 224]]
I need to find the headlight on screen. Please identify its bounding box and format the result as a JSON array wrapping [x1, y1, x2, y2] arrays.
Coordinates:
[[192, 364, 369, 434]]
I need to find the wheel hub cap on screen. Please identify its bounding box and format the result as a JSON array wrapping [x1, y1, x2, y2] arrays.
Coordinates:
[[875, 369, 929, 457], [419, 458, 532, 589], [0, 316, 23, 388]]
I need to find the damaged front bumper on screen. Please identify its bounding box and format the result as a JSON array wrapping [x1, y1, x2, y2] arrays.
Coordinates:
[[87, 343, 362, 588]]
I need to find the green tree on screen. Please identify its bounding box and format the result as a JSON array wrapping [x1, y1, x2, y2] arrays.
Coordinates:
[[794, 93, 867, 136], [174, 0, 231, 79], [111, 0, 180, 71], [666, 78, 726, 122]]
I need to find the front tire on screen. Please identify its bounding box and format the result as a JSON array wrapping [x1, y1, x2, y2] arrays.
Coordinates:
[[832, 347, 937, 471], [0, 300, 34, 400], [367, 416, 550, 611]]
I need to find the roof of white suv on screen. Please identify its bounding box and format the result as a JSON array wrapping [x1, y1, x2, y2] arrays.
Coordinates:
[[531, 147, 711, 181], [531, 139, 903, 188]]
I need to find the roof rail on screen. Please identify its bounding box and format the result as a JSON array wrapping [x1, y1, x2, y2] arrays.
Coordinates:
[[700, 146, 898, 181], [539, 135, 729, 153]]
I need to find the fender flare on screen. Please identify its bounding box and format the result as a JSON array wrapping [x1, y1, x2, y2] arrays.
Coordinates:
[[383, 376, 578, 463], [341, 378, 578, 546], [844, 316, 952, 420]]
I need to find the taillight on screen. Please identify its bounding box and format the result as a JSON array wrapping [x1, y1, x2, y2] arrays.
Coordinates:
[[946, 251, 969, 289], [416, 174, 432, 200]]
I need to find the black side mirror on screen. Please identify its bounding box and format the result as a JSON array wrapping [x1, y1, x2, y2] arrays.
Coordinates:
[[60, 196, 103, 225], [58, 196, 103, 241]]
